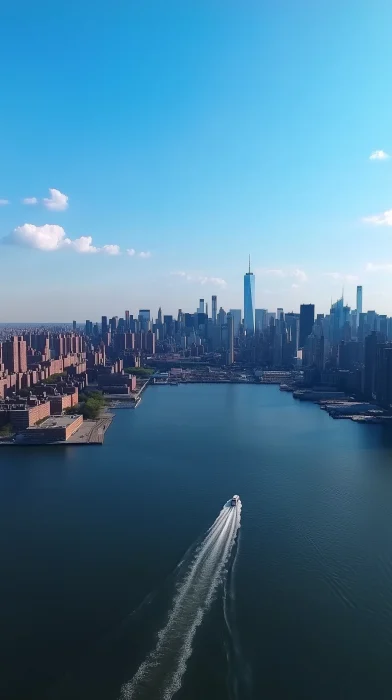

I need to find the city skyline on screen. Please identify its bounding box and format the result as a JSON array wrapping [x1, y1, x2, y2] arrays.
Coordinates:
[[2, 3, 392, 319]]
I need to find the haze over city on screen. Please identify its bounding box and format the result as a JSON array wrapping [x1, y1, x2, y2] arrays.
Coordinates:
[[2, 2, 392, 320]]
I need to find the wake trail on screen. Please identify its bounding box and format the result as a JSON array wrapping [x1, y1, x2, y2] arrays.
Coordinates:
[[119, 500, 241, 700]]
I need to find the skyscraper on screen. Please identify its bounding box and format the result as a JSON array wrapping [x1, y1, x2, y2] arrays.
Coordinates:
[[198, 299, 205, 314], [101, 316, 108, 334], [356, 286, 363, 316], [229, 309, 242, 337], [244, 256, 255, 334], [299, 304, 315, 348], [212, 295, 217, 324], [255, 308, 268, 331], [227, 312, 235, 364]]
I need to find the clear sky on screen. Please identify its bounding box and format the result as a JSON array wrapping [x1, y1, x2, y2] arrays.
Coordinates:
[[1, 0, 392, 322]]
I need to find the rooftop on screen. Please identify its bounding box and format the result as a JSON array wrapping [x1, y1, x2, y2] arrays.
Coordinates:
[[29, 415, 81, 430]]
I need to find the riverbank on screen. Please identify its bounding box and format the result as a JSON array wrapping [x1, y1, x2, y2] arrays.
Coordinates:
[[288, 385, 392, 424]]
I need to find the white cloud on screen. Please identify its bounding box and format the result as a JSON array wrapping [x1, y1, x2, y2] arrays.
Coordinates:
[[291, 283, 300, 289], [127, 248, 136, 257], [139, 251, 151, 258], [71, 235, 98, 254], [292, 268, 308, 282], [0, 199, 9, 206], [43, 188, 69, 211], [2, 223, 121, 255], [323, 272, 358, 282], [363, 209, 392, 226], [369, 150, 390, 160], [22, 197, 38, 205], [366, 262, 392, 273], [258, 267, 308, 282], [171, 271, 226, 288], [101, 244, 121, 256]]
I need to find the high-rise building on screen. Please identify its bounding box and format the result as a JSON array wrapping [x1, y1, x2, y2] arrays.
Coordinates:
[[157, 307, 163, 324], [198, 299, 205, 314], [255, 308, 268, 332], [299, 304, 315, 348], [229, 309, 242, 337], [217, 307, 227, 327], [244, 256, 255, 333], [101, 316, 108, 334], [3, 336, 20, 373], [125, 310, 130, 330], [356, 286, 363, 317], [227, 312, 235, 364], [212, 295, 217, 324], [139, 309, 151, 322], [72, 320, 76, 331]]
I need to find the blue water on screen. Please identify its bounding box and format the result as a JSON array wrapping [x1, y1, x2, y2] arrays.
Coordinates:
[[1, 384, 392, 699]]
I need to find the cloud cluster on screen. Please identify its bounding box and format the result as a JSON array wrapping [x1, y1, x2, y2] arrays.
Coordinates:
[[369, 150, 390, 160], [1, 224, 149, 258], [22, 197, 38, 205], [363, 209, 392, 226], [258, 268, 308, 283], [0, 198, 9, 206], [43, 188, 68, 211], [171, 271, 227, 288]]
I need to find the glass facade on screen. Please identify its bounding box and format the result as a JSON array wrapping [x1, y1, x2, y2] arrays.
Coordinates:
[[244, 272, 255, 333]]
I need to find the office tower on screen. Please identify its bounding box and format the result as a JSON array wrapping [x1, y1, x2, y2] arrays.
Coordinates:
[[139, 309, 151, 322], [244, 256, 255, 333], [356, 286, 363, 317], [157, 307, 163, 324], [367, 310, 377, 332], [255, 308, 268, 331], [72, 320, 76, 331], [299, 304, 315, 348], [205, 302, 208, 318], [101, 316, 108, 334], [198, 299, 205, 314], [277, 308, 284, 321], [217, 307, 227, 326], [85, 320, 93, 335], [110, 316, 118, 333], [227, 312, 235, 364], [177, 309, 184, 324], [212, 295, 217, 324], [125, 310, 130, 330], [146, 330, 156, 354], [229, 309, 242, 337]]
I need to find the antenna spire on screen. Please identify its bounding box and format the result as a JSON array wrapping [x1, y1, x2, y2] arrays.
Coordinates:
[[248, 254, 251, 274]]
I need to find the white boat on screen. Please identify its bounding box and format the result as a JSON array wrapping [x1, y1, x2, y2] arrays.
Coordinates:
[[231, 494, 239, 506]]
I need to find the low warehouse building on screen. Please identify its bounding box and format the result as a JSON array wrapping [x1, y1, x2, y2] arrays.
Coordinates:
[[18, 415, 83, 443]]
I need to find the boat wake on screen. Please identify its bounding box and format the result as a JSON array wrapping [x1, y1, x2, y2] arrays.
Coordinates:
[[119, 499, 242, 700]]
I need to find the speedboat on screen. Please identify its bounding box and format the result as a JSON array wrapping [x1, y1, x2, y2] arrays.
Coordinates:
[[231, 494, 239, 506]]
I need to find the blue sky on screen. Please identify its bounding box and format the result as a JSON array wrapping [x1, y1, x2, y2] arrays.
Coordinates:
[[1, 1, 392, 321]]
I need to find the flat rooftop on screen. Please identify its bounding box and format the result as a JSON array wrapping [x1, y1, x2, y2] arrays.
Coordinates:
[[30, 415, 81, 429]]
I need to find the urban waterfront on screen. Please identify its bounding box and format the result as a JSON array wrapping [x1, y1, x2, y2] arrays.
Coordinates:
[[2, 385, 392, 699]]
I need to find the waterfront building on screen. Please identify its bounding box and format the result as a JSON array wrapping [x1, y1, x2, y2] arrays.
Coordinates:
[[244, 257, 255, 334]]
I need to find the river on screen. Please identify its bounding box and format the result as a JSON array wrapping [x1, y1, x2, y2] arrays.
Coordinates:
[[1, 384, 392, 699]]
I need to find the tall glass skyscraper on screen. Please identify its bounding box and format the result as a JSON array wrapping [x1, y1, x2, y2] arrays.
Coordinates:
[[244, 257, 255, 333]]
